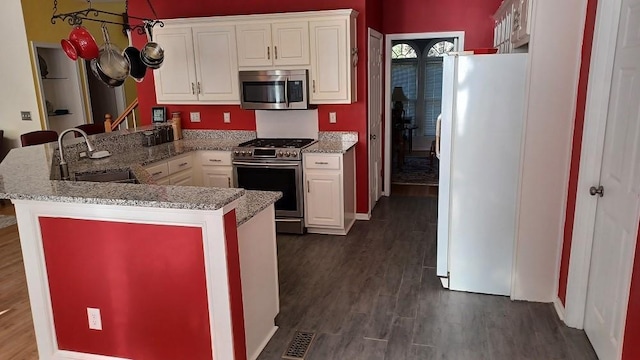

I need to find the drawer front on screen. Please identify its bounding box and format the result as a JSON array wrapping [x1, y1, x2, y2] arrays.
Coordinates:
[[304, 154, 341, 170], [145, 162, 169, 180], [168, 155, 193, 175], [201, 151, 232, 166]]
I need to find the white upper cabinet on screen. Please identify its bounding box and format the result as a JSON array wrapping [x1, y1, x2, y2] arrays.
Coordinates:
[[154, 24, 239, 104], [493, 0, 531, 53], [309, 12, 357, 104], [153, 27, 198, 102], [193, 25, 240, 102], [236, 21, 309, 68]]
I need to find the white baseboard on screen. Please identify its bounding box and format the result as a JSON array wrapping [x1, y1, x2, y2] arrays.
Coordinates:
[[554, 297, 566, 322], [356, 213, 371, 220], [249, 326, 278, 360], [54, 350, 131, 360]]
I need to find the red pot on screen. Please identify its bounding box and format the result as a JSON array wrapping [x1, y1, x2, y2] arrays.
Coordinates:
[[60, 39, 78, 61], [68, 26, 99, 60]]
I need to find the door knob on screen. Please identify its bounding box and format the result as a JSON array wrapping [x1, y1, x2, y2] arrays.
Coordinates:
[[589, 185, 604, 197], [370, 134, 376, 140]]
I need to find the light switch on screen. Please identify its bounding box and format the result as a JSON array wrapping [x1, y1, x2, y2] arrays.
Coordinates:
[[329, 112, 337, 124], [190, 112, 201, 123], [21, 111, 32, 121], [223, 112, 231, 123]]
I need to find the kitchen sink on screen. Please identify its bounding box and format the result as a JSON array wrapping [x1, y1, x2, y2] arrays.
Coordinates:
[[73, 169, 138, 184]]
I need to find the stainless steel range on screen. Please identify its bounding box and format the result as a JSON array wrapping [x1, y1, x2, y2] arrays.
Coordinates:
[[233, 138, 316, 234]]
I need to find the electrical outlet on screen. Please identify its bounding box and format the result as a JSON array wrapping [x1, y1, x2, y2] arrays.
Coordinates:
[[21, 111, 32, 121], [223, 112, 231, 123], [87, 308, 102, 330], [190, 112, 201, 123], [329, 112, 337, 124]]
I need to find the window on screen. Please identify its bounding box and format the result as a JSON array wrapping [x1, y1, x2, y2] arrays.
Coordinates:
[[391, 39, 456, 143], [391, 43, 418, 59], [391, 42, 418, 121], [422, 41, 455, 137]]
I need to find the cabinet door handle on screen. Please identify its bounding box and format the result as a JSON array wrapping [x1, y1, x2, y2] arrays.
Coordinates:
[[152, 171, 163, 176], [315, 161, 329, 165], [307, 180, 310, 193], [312, 80, 316, 93], [228, 177, 231, 187], [191, 83, 195, 95], [197, 82, 202, 94], [274, 46, 278, 59], [267, 46, 271, 60], [208, 159, 222, 163], [179, 162, 189, 167]]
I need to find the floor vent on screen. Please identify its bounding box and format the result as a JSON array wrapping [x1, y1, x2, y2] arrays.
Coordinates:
[[282, 331, 316, 359]]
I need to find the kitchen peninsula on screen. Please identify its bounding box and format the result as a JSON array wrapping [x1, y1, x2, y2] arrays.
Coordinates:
[[0, 129, 282, 360]]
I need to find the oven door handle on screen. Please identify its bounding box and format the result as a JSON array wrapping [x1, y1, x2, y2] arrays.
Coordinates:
[[233, 161, 300, 167]]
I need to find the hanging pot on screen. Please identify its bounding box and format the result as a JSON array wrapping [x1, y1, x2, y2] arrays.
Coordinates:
[[95, 24, 130, 87], [140, 23, 164, 69], [123, 29, 147, 82], [68, 26, 99, 60], [60, 39, 79, 61]]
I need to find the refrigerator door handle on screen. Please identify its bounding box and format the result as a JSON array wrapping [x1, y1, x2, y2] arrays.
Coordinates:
[[435, 114, 442, 159]]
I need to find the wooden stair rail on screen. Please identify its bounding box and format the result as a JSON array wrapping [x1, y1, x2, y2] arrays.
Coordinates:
[[104, 98, 139, 132]]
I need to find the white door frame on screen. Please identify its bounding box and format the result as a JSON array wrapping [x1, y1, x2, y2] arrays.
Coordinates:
[[564, 0, 627, 330], [383, 31, 465, 196], [368, 27, 383, 217]]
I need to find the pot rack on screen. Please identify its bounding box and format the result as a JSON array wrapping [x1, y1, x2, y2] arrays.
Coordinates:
[[50, 0, 164, 35]]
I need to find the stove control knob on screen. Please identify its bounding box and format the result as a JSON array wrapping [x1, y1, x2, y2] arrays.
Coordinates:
[[285, 152, 291, 157], [291, 151, 298, 157], [278, 151, 284, 157], [241, 151, 247, 156], [234, 151, 240, 156]]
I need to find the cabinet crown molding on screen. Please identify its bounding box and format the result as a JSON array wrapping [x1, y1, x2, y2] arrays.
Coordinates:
[[159, 8, 358, 26]]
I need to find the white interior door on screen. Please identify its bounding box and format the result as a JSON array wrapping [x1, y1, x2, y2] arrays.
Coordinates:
[[584, 0, 640, 357], [369, 29, 383, 211]]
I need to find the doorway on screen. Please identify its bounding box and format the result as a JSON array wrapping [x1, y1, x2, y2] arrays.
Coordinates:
[[384, 32, 464, 195], [31, 43, 87, 134]]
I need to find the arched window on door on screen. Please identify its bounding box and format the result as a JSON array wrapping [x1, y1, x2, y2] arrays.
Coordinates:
[[391, 42, 419, 122], [422, 40, 455, 137]]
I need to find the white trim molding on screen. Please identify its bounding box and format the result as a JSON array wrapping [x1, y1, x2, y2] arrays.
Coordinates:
[[554, 297, 566, 322], [53, 350, 130, 360], [356, 213, 371, 221], [383, 31, 465, 197], [564, 0, 624, 329]]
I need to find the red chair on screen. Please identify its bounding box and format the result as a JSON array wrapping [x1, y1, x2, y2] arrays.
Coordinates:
[[20, 130, 59, 147], [75, 122, 106, 137]]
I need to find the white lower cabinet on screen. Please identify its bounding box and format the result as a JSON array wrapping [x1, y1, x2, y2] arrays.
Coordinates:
[[169, 169, 195, 186], [199, 151, 234, 188], [144, 153, 195, 186], [303, 148, 356, 235]]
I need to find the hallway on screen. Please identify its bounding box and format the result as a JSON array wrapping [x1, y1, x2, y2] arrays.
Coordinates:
[[258, 194, 598, 359]]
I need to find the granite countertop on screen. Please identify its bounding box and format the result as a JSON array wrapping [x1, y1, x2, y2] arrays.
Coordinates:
[[302, 140, 358, 154], [0, 131, 281, 223]]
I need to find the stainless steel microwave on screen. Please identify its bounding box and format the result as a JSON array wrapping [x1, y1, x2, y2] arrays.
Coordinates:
[[239, 70, 312, 110]]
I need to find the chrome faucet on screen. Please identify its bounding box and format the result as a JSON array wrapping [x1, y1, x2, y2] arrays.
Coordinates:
[[58, 128, 95, 180]]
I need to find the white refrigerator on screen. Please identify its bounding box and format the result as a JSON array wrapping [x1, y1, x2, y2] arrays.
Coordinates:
[[436, 53, 528, 296]]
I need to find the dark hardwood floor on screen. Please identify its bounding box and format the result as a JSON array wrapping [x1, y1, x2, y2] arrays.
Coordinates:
[[258, 194, 598, 360]]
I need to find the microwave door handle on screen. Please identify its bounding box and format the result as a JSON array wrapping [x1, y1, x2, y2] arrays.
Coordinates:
[[284, 77, 289, 108]]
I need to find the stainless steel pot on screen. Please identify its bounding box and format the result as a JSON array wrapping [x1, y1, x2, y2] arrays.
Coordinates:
[[95, 24, 130, 86], [140, 23, 164, 69]]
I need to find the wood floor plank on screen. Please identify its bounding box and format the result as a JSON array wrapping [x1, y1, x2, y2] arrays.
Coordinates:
[[365, 295, 396, 341]]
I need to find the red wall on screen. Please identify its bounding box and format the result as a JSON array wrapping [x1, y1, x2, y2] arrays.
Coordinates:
[[558, 0, 598, 305], [382, 0, 503, 50], [130, 0, 371, 214], [39, 217, 213, 359]]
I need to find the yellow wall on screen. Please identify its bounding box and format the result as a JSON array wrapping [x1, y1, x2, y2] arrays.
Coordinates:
[[20, 0, 138, 128]]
